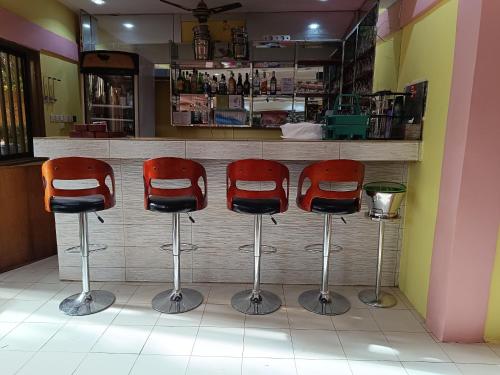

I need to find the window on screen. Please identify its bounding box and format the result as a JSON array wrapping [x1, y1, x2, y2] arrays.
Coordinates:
[[0, 44, 33, 160]]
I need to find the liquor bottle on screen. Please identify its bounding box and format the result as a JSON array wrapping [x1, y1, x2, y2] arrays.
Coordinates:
[[219, 74, 227, 95], [176, 70, 184, 94], [253, 69, 260, 95], [243, 73, 250, 96], [260, 71, 268, 95], [211, 75, 218, 95], [228, 71, 236, 95], [236, 73, 244, 95], [186, 73, 192, 93], [270, 71, 277, 95], [190, 70, 198, 93], [203, 73, 210, 95], [197, 72, 204, 94]]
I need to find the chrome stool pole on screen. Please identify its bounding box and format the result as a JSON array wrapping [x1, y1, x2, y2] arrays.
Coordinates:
[[59, 212, 116, 316], [231, 214, 282, 315], [152, 213, 203, 314], [299, 214, 350, 315]]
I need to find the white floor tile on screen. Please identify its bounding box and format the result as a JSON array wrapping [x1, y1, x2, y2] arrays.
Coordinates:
[[0, 299, 44, 322], [37, 269, 62, 284], [488, 343, 500, 357], [242, 357, 296, 375], [208, 284, 252, 305], [41, 322, 108, 352], [68, 304, 121, 326], [385, 332, 451, 362], [24, 300, 73, 324], [0, 322, 17, 339], [0, 282, 34, 299], [283, 285, 315, 308], [0, 298, 9, 307], [1, 269, 50, 283], [456, 364, 500, 375], [98, 283, 139, 304], [291, 329, 345, 360], [332, 286, 369, 310], [74, 353, 138, 375], [187, 356, 242, 375], [130, 354, 189, 375], [0, 350, 34, 375], [331, 308, 379, 331], [17, 351, 86, 375], [338, 331, 399, 361], [370, 309, 425, 333], [14, 283, 67, 301], [128, 284, 170, 305], [244, 328, 294, 359], [91, 324, 153, 354], [245, 307, 289, 329], [403, 362, 462, 375], [142, 326, 198, 355], [192, 327, 244, 357], [295, 359, 352, 375], [112, 304, 160, 326], [287, 307, 335, 330], [440, 342, 500, 364], [0, 322, 62, 351], [201, 304, 245, 328], [156, 306, 204, 327], [349, 360, 407, 375]]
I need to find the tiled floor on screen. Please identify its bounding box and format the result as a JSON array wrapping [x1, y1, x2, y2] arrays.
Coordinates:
[[1, 257, 500, 374]]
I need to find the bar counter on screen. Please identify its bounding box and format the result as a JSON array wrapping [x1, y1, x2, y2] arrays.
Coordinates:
[[34, 137, 420, 286]]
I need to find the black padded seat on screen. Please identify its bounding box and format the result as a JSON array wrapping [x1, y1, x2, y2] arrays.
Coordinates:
[[148, 195, 197, 213], [50, 195, 105, 214], [311, 198, 359, 215], [232, 197, 281, 215]]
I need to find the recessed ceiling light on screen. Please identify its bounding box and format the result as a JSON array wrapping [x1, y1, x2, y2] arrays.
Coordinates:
[[91, 0, 105, 5], [308, 23, 320, 30], [82, 23, 91, 29], [123, 23, 135, 29]]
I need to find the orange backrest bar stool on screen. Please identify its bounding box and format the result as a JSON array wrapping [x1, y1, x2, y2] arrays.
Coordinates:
[[143, 157, 207, 314], [42, 157, 116, 316], [227, 159, 289, 315], [296, 159, 365, 315]]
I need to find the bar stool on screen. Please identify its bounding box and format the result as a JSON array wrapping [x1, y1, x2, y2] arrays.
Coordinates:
[[296, 159, 365, 315], [143, 157, 207, 314], [358, 181, 406, 308], [227, 159, 289, 315], [42, 157, 116, 316]]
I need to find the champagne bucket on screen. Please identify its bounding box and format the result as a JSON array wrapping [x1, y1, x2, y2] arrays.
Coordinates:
[[364, 182, 406, 219]]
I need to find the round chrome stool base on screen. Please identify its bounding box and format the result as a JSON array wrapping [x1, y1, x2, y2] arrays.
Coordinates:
[[299, 289, 350, 316], [231, 289, 281, 315], [59, 290, 116, 316], [358, 289, 397, 308], [152, 288, 203, 314]]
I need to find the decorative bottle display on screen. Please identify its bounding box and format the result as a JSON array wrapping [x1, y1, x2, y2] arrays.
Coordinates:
[[270, 71, 277, 95], [203, 73, 210, 94], [253, 69, 260, 95], [236, 73, 244, 95], [211, 75, 218, 95], [228, 71, 236, 95], [260, 71, 268, 95], [190, 70, 198, 93], [176, 70, 184, 94], [243, 73, 250, 96], [218, 74, 227, 95], [197, 73, 204, 94]]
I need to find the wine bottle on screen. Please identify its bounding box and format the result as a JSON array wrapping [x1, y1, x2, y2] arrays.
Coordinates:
[[228, 71, 236, 95], [261, 71, 268, 95], [253, 69, 260, 95], [236, 73, 244, 95], [270, 71, 277, 95], [243, 73, 250, 96]]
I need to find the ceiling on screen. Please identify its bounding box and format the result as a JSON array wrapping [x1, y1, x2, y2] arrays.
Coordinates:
[[59, 0, 369, 14]]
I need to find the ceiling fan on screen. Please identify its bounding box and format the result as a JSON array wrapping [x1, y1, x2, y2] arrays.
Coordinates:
[[159, 0, 242, 23]]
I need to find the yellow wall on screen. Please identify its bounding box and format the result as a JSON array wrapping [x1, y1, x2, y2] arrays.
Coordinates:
[[40, 53, 82, 136], [0, 0, 77, 42], [373, 31, 402, 92], [485, 227, 500, 342], [393, 0, 458, 316]]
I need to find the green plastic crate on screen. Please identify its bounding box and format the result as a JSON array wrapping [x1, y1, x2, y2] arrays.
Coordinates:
[[323, 94, 369, 140]]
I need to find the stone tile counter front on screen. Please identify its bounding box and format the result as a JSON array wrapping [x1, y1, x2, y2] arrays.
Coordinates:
[[34, 138, 420, 286]]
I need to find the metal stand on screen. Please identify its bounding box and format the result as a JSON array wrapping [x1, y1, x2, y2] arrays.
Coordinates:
[[152, 212, 203, 314], [231, 214, 282, 315], [299, 214, 350, 315], [358, 219, 397, 308], [59, 212, 116, 316]]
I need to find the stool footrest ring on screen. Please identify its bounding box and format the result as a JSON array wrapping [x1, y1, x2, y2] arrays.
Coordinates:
[[304, 243, 343, 253], [238, 244, 277, 254], [65, 243, 108, 254], [160, 243, 199, 253]]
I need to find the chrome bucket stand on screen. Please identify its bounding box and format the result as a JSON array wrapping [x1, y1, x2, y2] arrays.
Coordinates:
[[59, 212, 116, 316], [299, 214, 350, 315], [231, 214, 282, 315], [152, 212, 203, 314]]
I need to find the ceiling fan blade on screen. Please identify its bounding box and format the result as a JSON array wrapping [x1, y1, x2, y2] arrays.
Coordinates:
[[159, 0, 193, 12], [209, 2, 242, 14]]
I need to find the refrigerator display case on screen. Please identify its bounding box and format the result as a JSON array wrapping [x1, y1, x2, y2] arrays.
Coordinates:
[[80, 51, 155, 137]]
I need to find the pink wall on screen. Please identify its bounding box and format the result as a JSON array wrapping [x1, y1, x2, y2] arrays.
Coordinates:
[[427, 0, 500, 342], [0, 7, 78, 61]]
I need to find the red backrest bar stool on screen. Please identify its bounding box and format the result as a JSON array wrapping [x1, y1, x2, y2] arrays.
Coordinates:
[[296, 159, 365, 315], [227, 159, 289, 315], [42, 157, 116, 316], [143, 157, 207, 314]]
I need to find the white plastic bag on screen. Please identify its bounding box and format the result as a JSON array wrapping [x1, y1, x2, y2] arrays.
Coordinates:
[[280, 122, 323, 140]]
